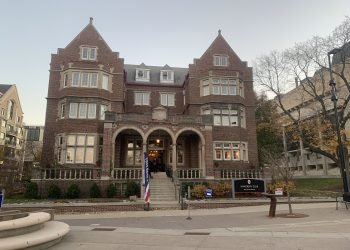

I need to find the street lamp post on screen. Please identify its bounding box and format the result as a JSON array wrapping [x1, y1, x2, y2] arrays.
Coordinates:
[[327, 48, 349, 194]]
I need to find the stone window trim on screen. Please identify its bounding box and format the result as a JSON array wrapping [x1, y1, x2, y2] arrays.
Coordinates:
[[80, 46, 98, 61], [160, 92, 175, 107], [160, 70, 174, 83], [57, 134, 96, 164], [135, 68, 150, 82], [202, 105, 246, 128], [213, 141, 248, 162], [134, 91, 150, 106], [213, 54, 229, 67], [60, 70, 112, 91], [200, 77, 244, 97], [68, 102, 97, 119]]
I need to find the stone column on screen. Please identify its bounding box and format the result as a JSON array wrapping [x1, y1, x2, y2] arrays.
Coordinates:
[[172, 144, 177, 177], [101, 123, 113, 179], [201, 144, 206, 177], [142, 143, 147, 188]]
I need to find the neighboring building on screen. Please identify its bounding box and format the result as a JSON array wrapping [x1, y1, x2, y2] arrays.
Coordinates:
[[0, 84, 24, 187], [23, 125, 44, 180], [277, 47, 350, 177], [40, 18, 258, 189]]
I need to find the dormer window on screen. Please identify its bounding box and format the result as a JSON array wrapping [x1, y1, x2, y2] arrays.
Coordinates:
[[213, 55, 228, 66], [160, 70, 174, 83], [136, 69, 150, 82], [80, 46, 97, 61]]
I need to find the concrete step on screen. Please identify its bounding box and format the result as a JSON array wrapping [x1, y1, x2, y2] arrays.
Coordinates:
[[1, 220, 70, 250]]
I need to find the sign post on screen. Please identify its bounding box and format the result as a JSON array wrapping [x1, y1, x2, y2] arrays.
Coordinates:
[[232, 178, 266, 198]]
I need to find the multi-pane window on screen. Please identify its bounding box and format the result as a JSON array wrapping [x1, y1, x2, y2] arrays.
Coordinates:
[[63, 73, 68, 87], [202, 79, 210, 96], [240, 107, 246, 128], [134, 92, 150, 105], [26, 127, 40, 141], [80, 46, 97, 61], [213, 55, 229, 66], [66, 134, 95, 164], [168, 141, 184, 165], [102, 74, 109, 90], [126, 139, 142, 166], [69, 103, 96, 119], [214, 142, 248, 161], [71, 72, 98, 88], [201, 77, 242, 97], [213, 109, 239, 126], [136, 69, 150, 82], [160, 70, 174, 83], [160, 93, 175, 106], [100, 104, 108, 120]]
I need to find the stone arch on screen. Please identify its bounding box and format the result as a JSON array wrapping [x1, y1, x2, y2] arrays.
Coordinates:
[[175, 127, 205, 145], [144, 126, 175, 144], [112, 126, 145, 142]]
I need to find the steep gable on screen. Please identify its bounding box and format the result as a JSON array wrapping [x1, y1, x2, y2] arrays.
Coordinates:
[[190, 30, 252, 81]]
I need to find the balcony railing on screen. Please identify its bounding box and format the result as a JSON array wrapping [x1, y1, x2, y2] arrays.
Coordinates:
[[220, 169, 263, 179], [108, 112, 212, 125], [32, 168, 100, 180], [111, 168, 142, 180], [176, 169, 202, 179]]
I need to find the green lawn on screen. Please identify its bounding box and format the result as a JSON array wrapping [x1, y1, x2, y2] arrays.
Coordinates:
[[291, 178, 344, 197]]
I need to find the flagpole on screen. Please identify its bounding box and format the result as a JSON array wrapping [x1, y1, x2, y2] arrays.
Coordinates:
[[144, 152, 150, 211]]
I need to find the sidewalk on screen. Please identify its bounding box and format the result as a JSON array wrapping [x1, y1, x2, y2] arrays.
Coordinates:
[[50, 202, 350, 250]]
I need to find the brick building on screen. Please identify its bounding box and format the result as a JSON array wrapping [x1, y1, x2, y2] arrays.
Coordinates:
[[0, 84, 24, 187], [41, 18, 258, 186]]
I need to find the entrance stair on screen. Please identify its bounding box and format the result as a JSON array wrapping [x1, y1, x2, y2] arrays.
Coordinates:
[[150, 172, 177, 202]]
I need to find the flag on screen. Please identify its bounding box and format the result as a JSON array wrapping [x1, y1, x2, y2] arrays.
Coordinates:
[[144, 152, 150, 203]]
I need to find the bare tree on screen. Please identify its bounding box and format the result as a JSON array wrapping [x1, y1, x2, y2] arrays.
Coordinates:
[[254, 17, 350, 171]]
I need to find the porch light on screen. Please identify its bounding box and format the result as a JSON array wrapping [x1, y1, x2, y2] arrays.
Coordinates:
[[156, 139, 160, 144]]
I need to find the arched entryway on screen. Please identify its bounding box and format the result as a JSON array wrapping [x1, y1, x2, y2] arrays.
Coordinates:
[[145, 128, 174, 174], [175, 128, 205, 178]]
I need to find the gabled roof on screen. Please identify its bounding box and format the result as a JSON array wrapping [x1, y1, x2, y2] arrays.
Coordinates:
[[200, 30, 242, 62], [0, 84, 12, 96], [64, 17, 113, 52]]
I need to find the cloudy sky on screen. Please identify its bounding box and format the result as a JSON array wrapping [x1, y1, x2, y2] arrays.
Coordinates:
[[1, 0, 349, 125]]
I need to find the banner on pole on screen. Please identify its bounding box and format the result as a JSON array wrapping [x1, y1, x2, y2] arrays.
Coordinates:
[[144, 152, 150, 203]]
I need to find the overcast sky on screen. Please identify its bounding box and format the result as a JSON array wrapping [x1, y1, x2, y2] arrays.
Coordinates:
[[0, 0, 349, 125]]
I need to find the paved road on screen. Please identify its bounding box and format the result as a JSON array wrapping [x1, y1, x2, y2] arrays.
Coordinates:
[[51, 203, 350, 250]]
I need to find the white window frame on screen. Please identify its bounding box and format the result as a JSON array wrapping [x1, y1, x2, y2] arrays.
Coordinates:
[[80, 46, 97, 61], [102, 74, 109, 90], [134, 92, 150, 106], [160, 93, 175, 106], [69, 103, 96, 119], [213, 55, 229, 66], [160, 70, 174, 83], [100, 104, 108, 120], [60, 103, 66, 119], [65, 134, 96, 164], [69, 103, 78, 118], [136, 69, 150, 82], [213, 142, 248, 161]]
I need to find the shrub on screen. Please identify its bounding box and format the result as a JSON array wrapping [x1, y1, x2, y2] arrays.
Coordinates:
[[48, 184, 61, 199], [66, 184, 81, 199], [212, 182, 231, 197], [106, 183, 117, 198], [268, 180, 295, 193], [191, 184, 206, 199], [90, 183, 101, 198], [24, 182, 38, 199], [124, 182, 140, 197]]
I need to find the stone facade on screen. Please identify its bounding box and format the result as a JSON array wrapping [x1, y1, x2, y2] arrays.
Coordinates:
[[41, 19, 258, 181]]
